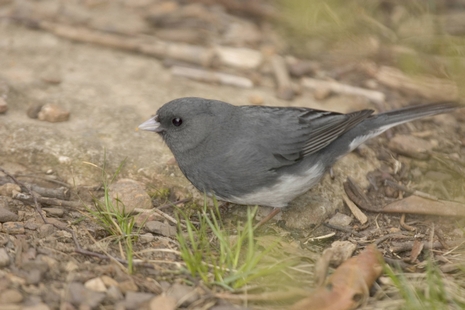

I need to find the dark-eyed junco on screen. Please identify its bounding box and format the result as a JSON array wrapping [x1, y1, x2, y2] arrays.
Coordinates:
[[139, 97, 459, 211]]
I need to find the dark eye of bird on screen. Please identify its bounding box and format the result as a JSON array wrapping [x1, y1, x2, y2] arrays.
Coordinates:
[[172, 117, 182, 127]]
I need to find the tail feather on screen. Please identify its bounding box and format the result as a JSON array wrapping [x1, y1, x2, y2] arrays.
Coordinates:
[[324, 101, 462, 160], [376, 101, 461, 126]]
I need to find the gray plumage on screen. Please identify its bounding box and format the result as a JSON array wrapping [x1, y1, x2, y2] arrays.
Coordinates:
[[139, 97, 460, 208]]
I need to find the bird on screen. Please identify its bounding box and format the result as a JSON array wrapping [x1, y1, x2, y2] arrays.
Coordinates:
[[139, 97, 460, 224]]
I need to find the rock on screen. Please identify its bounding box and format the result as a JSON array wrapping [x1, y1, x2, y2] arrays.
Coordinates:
[[0, 248, 10, 267], [248, 94, 264, 105], [0, 183, 21, 197], [107, 285, 124, 302], [0, 208, 18, 223], [43, 207, 64, 217], [2, 222, 25, 234], [85, 277, 107, 292], [124, 292, 155, 310], [101, 275, 118, 288], [22, 260, 48, 285], [0, 289, 23, 303], [26, 269, 42, 285], [149, 295, 176, 310], [327, 212, 352, 227], [0, 97, 7, 114], [64, 282, 105, 308], [139, 232, 155, 243], [40, 256, 58, 270], [108, 179, 152, 213], [388, 135, 433, 159], [22, 303, 51, 310], [65, 261, 79, 272], [24, 221, 39, 230], [37, 103, 70, 123], [145, 221, 176, 237], [27, 103, 45, 119], [166, 283, 198, 306], [117, 280, 138, 293], [39, 224, 55, 238]]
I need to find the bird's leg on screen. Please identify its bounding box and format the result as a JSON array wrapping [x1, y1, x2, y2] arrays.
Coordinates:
[[254, 207, 281, 229]]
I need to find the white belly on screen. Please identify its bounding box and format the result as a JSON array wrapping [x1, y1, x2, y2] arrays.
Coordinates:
[[225, 163, 325, 208]]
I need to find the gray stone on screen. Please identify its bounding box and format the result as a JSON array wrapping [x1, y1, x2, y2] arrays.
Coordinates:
[[65, 282, 105, 308], [0, 248, 10, 267], [0, 208, 18, 223], [106, 286, 124, 302], [2, 222, 24, 234], [145, 221, 176, 237], [39, 224, 55, 238], [327, 212, 353, 227], [124, 292, 155, 310], [43, 208, 64, 217], [108, 179, 152, 213], [166, 283, 199, 306], [0, 289, 23, 304]]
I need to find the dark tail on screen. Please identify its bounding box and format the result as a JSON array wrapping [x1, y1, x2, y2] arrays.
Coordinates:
[[323, 101, 462, 162], [374, 101, 460, 126]]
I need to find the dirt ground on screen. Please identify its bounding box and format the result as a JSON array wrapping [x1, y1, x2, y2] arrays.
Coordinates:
[[1, 1, 465, 309]]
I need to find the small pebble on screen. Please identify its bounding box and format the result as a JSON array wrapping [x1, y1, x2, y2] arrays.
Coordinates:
[[0, 97, 7, 114], [107, 286, 124, 302], [43, 207, 64, 217], [2, 222, 25, 234], [0, 208, 19, 223], [118, 280, 138, 293], [101, 275, 118, 287], [248, 94, 264, 105], [327, 212, 352, 227], [145, 221, 176, 237], [140, 232, 155, 243], [27, 103, 45, 119], [0, 248, 10, 267], [0, 289, 23, 304], [0, 183, 21, 197], [65, 282, 105, 308], [149, 295, 176, 310], [124, 292, 155, 310], [65, 261, 79, 272], [166, 283, 199, 306], [39, 224, 55, 238], [37, 103, 70, 123], [85, 277, 107, 292], [388, 135, 432, 159], [22, 303, 51, 310], [108, 179, 152, 213]]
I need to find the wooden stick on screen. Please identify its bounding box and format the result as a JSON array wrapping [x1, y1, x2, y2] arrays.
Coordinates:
[[171, 66, 253, 88], [301, 77, 385, 104]]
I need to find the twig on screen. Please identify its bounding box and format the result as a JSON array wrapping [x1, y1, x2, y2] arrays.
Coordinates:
[[14, 18, 216, 67], [171, 66, 253, 88], [301, 77, 385, 104], [158, 198, 191, 210], [400, 214, 416, 231], [324, 222, 362, 237], [342, 193, 368, 224], [374, 233, 410, 246], [13, 192, 84, 209], [343, 177, 378, 212], [384, 179, 438, 201]]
